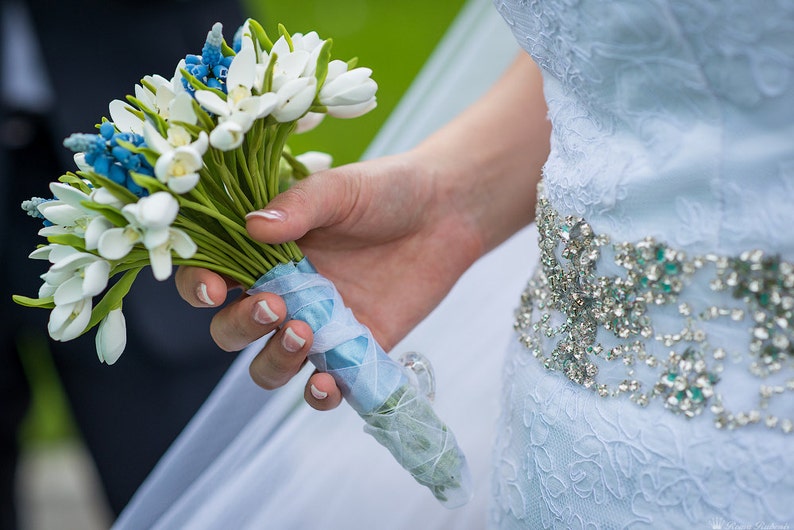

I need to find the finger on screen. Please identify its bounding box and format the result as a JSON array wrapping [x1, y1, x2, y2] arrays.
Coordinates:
[[304, 371, 343, 411], [175, 266, 234, 307], [209, 293, 287, 352], [244, 167, 360, 244], [249, 320, 314, 390]]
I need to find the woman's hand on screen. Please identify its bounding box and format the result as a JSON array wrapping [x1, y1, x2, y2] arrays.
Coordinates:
[[175, 148, 485, 409], [175, 53, 550, 410]]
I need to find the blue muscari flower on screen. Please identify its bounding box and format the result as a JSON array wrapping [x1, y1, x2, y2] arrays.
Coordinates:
[[21, 197, 52, 225], [232, 25, 244, 53], [63, 126, 153, 198], [202, 23, 224, 66], [181, 22, 234, 95]]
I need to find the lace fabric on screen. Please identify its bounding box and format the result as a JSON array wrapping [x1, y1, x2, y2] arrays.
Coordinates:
[[490, 0, 794, 527], [493, 0, 794, 258]]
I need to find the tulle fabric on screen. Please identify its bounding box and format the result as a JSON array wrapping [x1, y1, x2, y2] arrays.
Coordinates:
[[114, 1, 523, 528]]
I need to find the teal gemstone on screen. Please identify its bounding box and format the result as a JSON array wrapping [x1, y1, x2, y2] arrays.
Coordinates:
[[759, 292, 770, 307]]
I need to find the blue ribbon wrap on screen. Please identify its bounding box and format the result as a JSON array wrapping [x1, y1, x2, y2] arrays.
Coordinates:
[[248, 257, 472, 507]]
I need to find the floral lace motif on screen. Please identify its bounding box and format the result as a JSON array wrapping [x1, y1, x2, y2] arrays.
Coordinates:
[[492, 0, 794, 254]]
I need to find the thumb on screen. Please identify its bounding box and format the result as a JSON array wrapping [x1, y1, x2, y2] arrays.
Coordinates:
[[244, 169, 358, 244]]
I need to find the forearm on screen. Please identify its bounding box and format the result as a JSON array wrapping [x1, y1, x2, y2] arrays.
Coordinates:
[[412, 52, 550, 257]]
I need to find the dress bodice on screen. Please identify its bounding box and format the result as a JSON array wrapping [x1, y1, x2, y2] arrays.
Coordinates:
[[494, 0, 794, 259], [491, 2, 794, 527]]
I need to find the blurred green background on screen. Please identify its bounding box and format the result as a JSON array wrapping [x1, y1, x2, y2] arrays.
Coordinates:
[[20, 0, 467, 446]]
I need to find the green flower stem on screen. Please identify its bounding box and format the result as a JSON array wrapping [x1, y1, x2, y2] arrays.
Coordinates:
[[263, 126, 277, 203], [246, 120, 267, 208], [174, 258, 256, 287], [177, 218, 268, 275], [225, 225, 288, 266], [256, 125, 269, 203], [239, 121, 266, 207], [235, 146, 261, 208], [110, 258, 155, 276], [191, 177, 239, 223], [215, 149, 256, 214], [283, 241, 304, 262], [205, 149, 249, 217], [178, 198, 249, 237], [268, 123, 295, 202], [176, 198, 282, 266]]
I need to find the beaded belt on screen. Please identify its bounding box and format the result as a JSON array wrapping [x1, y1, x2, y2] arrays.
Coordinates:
[[514, 188, 794, 433]]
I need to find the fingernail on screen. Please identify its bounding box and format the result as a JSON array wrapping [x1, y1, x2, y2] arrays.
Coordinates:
[[197, 283, 214, 306], [253, 300, 279, 325], [282, 327, 306, 352], [310, 384, 328, 400], [246, 209, 285, 222]]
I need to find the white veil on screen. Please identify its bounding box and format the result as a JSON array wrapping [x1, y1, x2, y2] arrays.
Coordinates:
[[114, 1, 536, 528]]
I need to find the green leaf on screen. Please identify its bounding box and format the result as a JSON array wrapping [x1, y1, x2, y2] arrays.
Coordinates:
[[315, 39, 333, 92], [12, 295, 55, 309], [115, 138, 160, 168], [180, 68, 227, 101], [140, 77, 158, 95], [129, 172, 168, 194], [126, 95, 167, 135], [85, 268, 142, 333], [347, 57, 359, 70], [278, 23, 294, 51], [169, 121, 205, 137], [191, 98, 217, 132], [58, 173, 92, 194], [121, 102, 146, 123], [262, 52, 278, 93], [248, 18, 273, 52], [78, 171, 139, 204], [44, 233, 87, 250], [79, 201, 127, 227], [221, 39, 235, 57], [281, 150, 310, 180]]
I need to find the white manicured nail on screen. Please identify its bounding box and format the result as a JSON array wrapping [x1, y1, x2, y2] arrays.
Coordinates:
[[282, 327, 306, 352], [253, 300, 279, 325], [197, 283, 214, 306], [310, 384, 328, 400], [246, 209, 285, 222]]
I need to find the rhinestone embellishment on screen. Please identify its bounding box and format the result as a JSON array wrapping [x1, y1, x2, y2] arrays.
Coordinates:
[[515, 190, 794, 433]]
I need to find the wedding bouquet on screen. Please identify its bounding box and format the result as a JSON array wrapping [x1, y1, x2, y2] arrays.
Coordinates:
[[13, 19, 471, 507]]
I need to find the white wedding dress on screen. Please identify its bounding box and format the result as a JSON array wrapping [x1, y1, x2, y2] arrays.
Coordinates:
[[491, 0, 794, 528], [116, 0, 794, 528]]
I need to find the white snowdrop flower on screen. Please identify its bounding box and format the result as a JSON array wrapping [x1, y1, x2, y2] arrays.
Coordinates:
[[295, 151, 333, 174], [48, 297, 93, 342], [98, 192, 196, 281], [272, 76, 316, 122], [319, 66, 377, 118], [143, 122, 208, 194], [96, 308, 127, 365], [195, 36, 278, 150], [295, 111, 325, 134], [42, 249, 111, 306], [37, 183, 111, 248]]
